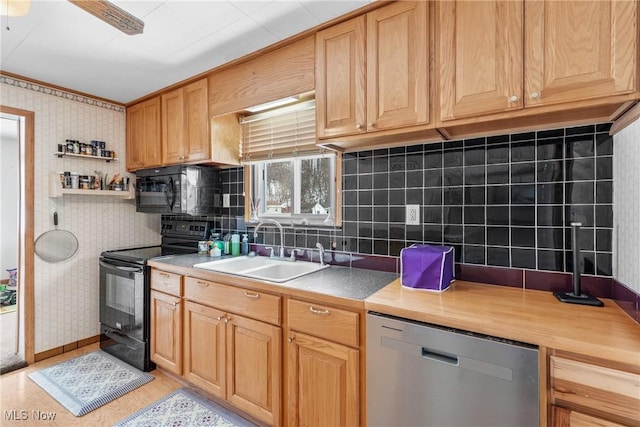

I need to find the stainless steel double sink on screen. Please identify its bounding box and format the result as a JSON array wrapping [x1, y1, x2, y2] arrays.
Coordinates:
[[193, 255, 329, 283]]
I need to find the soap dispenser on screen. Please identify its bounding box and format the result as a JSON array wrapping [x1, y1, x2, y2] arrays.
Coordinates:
[[241, 234, 249, 255]]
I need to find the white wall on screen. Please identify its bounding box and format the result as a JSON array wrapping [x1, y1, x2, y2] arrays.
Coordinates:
[[613, 116, 640, 293], [1, 77, 161, 353], [0, 118, 19, 277]]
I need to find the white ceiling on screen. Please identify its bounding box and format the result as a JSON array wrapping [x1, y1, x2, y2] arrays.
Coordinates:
[[0, 0, 372, 104]]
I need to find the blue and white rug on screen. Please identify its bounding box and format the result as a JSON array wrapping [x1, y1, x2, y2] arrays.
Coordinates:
[[28, 350, 153, 416], [114, 387, 256, 427]]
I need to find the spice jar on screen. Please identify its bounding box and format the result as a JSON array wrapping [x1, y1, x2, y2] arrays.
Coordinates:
[[70, 172, 79, 189], [79, 175, 90, 189]]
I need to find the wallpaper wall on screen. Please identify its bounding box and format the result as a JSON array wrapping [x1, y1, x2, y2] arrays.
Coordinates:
[[1, 78, 161, 353], [613, 117, 640, 293]]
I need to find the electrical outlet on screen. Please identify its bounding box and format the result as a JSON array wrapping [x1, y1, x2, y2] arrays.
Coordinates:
[[223, 194, 230, 208], [406, 204, 420, 225]]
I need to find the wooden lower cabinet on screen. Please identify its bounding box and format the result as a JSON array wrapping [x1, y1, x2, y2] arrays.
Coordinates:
[[226, 315, 281, 426], [552, 406, 627, 427], [549, 352, 640, 427], [287, 331, 359, 427], [183, 301, 226, 398], [181, 296, 281, 426], [150, 290, 182, 375]]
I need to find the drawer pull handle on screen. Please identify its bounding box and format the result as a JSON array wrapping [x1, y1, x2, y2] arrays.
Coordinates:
[[309, 306, 330, 315], [197, 281, 209, 287], [159, 272, 169, 278], [244, 291, 260, 299]]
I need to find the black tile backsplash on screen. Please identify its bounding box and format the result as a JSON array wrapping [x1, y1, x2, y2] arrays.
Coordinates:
[[178, 122, 613, 278], [339, 122, 613, 277]]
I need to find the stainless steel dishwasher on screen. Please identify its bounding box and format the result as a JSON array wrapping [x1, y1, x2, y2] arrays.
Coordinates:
[[367, 313, 539, 427]]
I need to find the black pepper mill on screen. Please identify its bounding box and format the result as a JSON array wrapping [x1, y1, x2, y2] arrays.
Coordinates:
[[554, 222, 604, 307]]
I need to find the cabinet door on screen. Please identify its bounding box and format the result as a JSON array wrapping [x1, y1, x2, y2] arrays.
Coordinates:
[[367, 1, 429, 131], [161, 88, 185, 165], [183, 301, 226, 398], [316, 15, 366, 138], [126, 102, 145, 171], [525, 0, 637, 108], [551, 406, 627, 427], [287, 331, 359, 427], [438, 0, 523, 121], [142, 97, 162, 168], [127, 97, 161, 171], [226, 315, 281, 426], [150, 290, 182, 375], [184, 79, 210, 162]]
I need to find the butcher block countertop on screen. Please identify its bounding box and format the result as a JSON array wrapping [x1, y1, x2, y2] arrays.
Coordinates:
[[365, 279, 640, 367]]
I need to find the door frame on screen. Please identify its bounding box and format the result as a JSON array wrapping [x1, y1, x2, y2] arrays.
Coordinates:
[[1, 105, 35, 364]]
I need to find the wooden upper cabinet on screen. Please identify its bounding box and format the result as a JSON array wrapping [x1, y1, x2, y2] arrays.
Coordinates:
[[184, 79, 210, 162], [209, 36, 315, 116], [316, 15, 366, 139], [437, 0, 524, 121], [162, 78, 210, 165], [126, 96, 161, 171], [438, 0, 638, 123], [161, 88, 185, 164], [524, 0, 638, 108], [317, 1, 431, 140], [367, 0, 429, 131]]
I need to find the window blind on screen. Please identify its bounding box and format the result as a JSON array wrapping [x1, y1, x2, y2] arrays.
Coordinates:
[[241, 100, 318, 162]]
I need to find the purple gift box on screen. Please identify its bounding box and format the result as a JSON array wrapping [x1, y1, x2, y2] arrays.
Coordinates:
[[400, 244, 455, 292]]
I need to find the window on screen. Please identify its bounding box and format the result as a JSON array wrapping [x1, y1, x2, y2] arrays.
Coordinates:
[[251, 154, 336, 223], [242, 100, 340, 226]]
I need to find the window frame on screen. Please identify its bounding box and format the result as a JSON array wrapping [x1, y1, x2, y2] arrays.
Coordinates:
[[247, 153, 341, 226]]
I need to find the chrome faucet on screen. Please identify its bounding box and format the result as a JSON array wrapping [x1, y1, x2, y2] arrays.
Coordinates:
[[253, 219, 285, 259], [315, 242, 325, 266]]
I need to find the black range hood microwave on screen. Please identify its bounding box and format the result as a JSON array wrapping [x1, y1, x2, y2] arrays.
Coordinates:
[[135, 165, 222, 215]]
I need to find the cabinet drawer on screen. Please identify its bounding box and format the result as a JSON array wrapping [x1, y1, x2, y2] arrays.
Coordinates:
[[151, 269, 182, 296], [550, 355, 640, 424], [184, 277, 281, 325], [287, 299, 359, 348]]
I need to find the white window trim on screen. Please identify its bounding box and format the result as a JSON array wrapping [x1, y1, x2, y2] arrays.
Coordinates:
[[250, 153, 337, 226]]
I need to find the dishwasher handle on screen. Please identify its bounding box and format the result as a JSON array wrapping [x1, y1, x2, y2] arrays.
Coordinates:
[[422, 347, 459, 366]]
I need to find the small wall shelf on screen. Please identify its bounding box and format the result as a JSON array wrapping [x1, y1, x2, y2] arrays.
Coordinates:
[[54, 152, 118, 162], [49, 173, 135, 199]]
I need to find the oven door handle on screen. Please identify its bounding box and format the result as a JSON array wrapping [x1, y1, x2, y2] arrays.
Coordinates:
[[99, 261, 144, 273]]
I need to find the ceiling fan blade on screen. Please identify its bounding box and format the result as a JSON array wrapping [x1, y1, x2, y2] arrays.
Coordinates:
[[68, 0, 144, 36]]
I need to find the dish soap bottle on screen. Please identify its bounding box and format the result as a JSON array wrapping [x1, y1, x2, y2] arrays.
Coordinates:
[[241, 234, 249, 255], [231, 234, 240, 256]]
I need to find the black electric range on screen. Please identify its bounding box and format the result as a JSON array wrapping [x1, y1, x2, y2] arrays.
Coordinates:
[[101, 219, 211, 264], [99, 219, 211, 371]]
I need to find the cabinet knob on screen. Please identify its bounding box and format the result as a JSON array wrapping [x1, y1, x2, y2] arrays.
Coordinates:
[[287, 336, 295, 343], [530, 91, 540, 99], [368, 122, 375, 128], [216, 315, 225, 321], [355, 123, 362, 130], [224, 316, 230, 324], [177, 156, 185, 160], [508, 95, 519, 103], [309, 306, 331, 315]]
